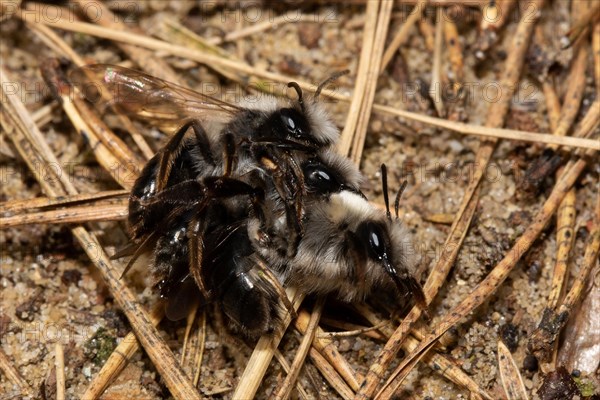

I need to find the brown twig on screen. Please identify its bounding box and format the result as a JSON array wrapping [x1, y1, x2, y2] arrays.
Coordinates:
[[562, 1, 600, 49], [594, 20, 600, 95], [431, 7, 445, 117], [418, 18, 435, 52], [551, 36, 589, 142], [0, 203, 128, 228], [474, 0, 517, 57], [380, 0, 428, 72], [0, 190, 128, 214], [444, 15, 464, 84], [498, 340, 528, 400], [55, 342, 66, 400], [0, 348, 34, 398]]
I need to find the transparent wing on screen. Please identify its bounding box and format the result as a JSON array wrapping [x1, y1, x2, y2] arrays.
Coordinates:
[[69, 64, 242, 131]]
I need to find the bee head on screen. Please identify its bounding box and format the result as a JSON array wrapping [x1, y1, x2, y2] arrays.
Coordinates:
[[302, 150, 363, 196]]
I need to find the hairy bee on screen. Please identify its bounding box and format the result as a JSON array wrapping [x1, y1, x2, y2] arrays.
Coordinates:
[[71, 65, 425, 337]]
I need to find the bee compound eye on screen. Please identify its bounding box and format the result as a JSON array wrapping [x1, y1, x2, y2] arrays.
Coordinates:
[[279, 108, 306, 139], [303, 163, 341, 193], [358, 221, 388, 262]]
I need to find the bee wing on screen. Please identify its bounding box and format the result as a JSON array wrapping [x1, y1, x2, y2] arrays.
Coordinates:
[[69, 64, 242, 131]]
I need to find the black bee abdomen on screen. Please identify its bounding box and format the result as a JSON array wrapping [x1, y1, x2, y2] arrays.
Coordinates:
[[221, 272, 275, 337]]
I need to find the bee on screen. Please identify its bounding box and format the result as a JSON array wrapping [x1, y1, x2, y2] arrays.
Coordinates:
[[71, 65, 425, 337]]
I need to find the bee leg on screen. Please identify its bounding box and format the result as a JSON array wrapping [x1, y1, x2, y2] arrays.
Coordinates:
[[252, 255, 297, 321], [221, 132, 238, 176], [156, 120, 215, 192], [186, 177, 264, 299], [188, 209, 211, 300], [128, 179, 206, 239], [258, 153, 304, 258]]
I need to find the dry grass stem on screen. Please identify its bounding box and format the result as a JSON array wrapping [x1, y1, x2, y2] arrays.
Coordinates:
[[594, 21, 600, 94], [309, 348, 354, 400], [563, 1, 600, 48], [18, 11, 600, 151], [372, 103, 599, 150], [337, 0, 379, 158], [418, 18, 436, 52], [497, 340, 528, 400], [0, 348, 35, 398], [431, 7, 445, 117], [72, 0, 181, 83], [0, 190, 128, 214], [295, 310, 361, 391], [358, 2, 545, 397], [153, 16, 244, 84], [475, 0, 517, 55], [380, 0, 428, 72], [1, 66, 201, 400], [443, 17, 464, 83], [181, 300, 201, 366], [551, 32, 589, 143], [55, 342, 66, 400], [555, 197, 600, 326], [349, 0, 393, 164], [319, 318, 388, 340], [232, 288, 303, 399], [274, 297, 325, 400], [192, 310, 207, 386], [273, 350, 310, 400], [82, 305, 164, 400], [206, 13, 325, 46], [547, 189, 576, 309], [0, 203, 128, 228]]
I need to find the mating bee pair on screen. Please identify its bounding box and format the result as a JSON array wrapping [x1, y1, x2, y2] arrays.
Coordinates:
[[72, 65, 425, 337]]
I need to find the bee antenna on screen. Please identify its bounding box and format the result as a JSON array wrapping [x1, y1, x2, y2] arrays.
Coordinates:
[[381, 164, 392, 221], [394, 180, 408, 220], [314, 69, 350, 100], [287, 82, 305, 111]]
